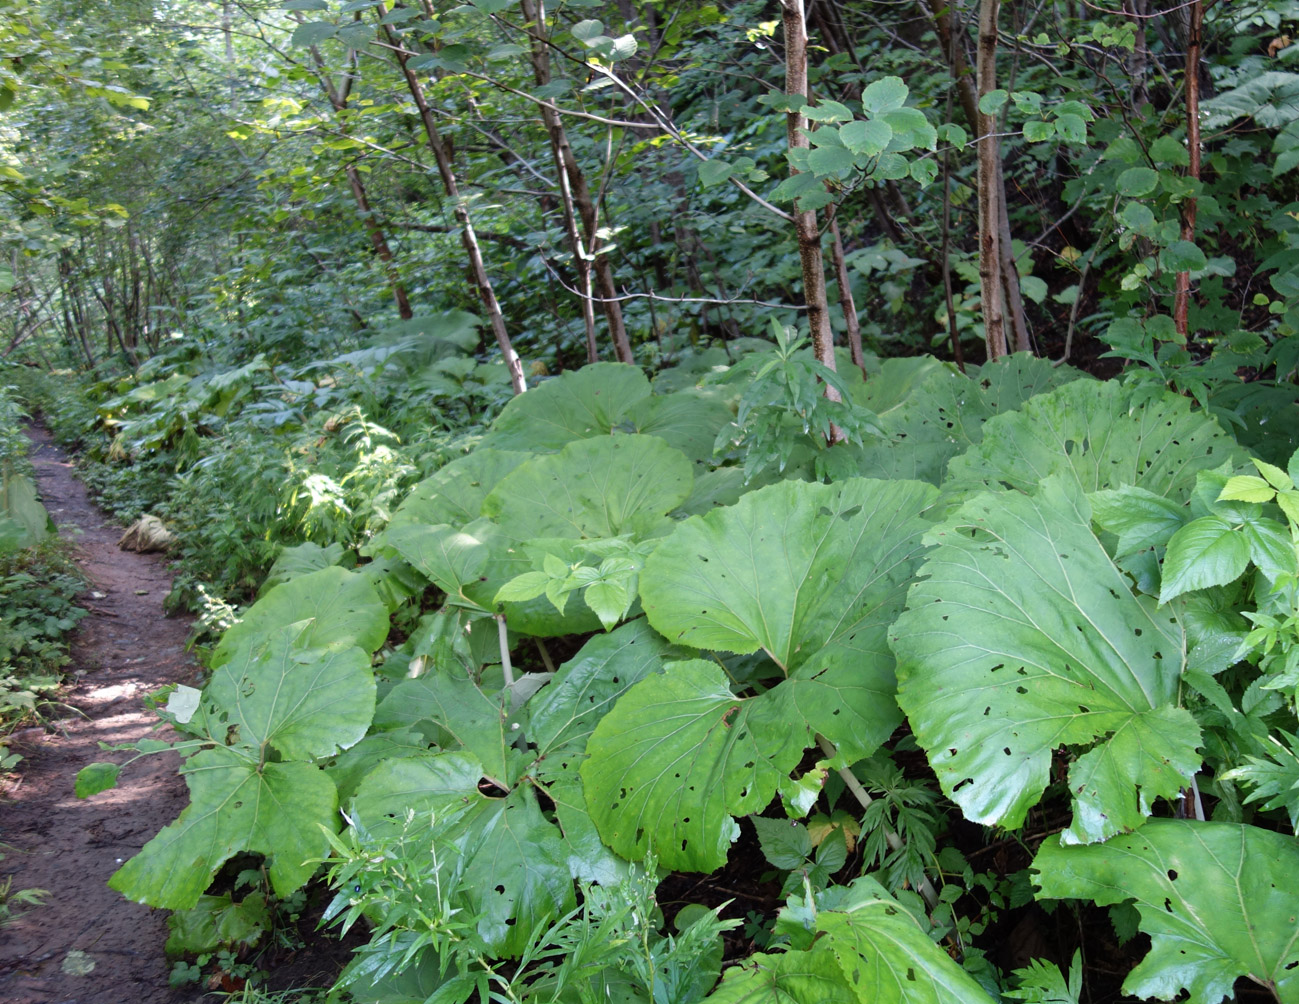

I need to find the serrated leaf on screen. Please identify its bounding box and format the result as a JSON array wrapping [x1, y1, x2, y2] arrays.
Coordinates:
[[212, 566, 388, 668], [1023, 120, 1055, 142], [290, 21, 337, 47], [861, 76, 908, 115], [570, 18, 604, 40], [807, 145, 856, 175], [110, 746, 336, 909], [1034, 820, 1299, 1004], [1160, 239, 1208, 273], [1219, 474, 1276, 503], [1089, 485, 1187, 557], [1116, 166, 1158, 196], [1160, 517, 1251, 603], [699, 159, 734, 187], [202, 622, 375, 760], [839, 119, 892, 157], [582, 660, 805, 871], [752, 816, 812, 869], [813, 878, 998, 1002], [803, 99, 854, 123], [483, 434, 693, 539], [1253, 457, 1293, 490], [893, 476, 1200, 840]]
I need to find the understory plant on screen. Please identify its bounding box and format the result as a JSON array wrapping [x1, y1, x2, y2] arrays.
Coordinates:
[[76, 350, 1299, 1003]]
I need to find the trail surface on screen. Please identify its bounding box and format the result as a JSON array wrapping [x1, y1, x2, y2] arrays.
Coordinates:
[[0, 427, 195, 1004]]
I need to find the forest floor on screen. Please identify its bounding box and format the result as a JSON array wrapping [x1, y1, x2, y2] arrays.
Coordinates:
[[0, 429, 350, 1004]]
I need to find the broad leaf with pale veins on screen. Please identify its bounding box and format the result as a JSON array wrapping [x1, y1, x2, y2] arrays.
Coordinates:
[[582, 659, 805, 871], [212, 566, 388, 667], [481, 362, 651, 451], [110, 746, 336, 909], [1035, 820, 1299, 1004], [202, 621, 375, 760], [483, 434, 693, 540], [892, 476, 1201, 842], [945, 379, 1242, 499]]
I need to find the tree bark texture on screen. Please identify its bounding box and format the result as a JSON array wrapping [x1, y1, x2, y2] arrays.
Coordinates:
[[1173, 0, 1202, 340], [976, 0, 1008, 360]]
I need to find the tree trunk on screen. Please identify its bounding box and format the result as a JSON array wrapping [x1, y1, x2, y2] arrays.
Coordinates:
[[781, 0, 843, 440], [1173, 0, 1202, 340], [976, 0, 1008, 360], [377, 4, 526, 394], [305, 39, 414, 320], [829, 214, 866, 377], [518, 0, 603, 364]]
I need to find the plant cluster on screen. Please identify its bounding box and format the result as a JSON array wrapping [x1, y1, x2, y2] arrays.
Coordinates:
[[74, 346, 1299, 1002]]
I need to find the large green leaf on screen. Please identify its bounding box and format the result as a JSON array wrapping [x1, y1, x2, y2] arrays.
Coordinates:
[[706, 949, 855, 1003], [582, 660, 805, 871], [373, 665, 527, 786], [482, 434, 693, 540], [351, 752, 577, 957], [383, 449, 530, 537], [212, 566, 388, 667], [110, 746, 336, 909], [892, 476, 1201, 842], [1035, 820, 1299, 1004], [201, 622, 375, 761], [529, 619, 683, 757], [622, 390, 735, 464], [482, 363, 651, 452], [945, 379, 1242, 499], [854, 355, 1084, 484], [641, 478, 937, 670]]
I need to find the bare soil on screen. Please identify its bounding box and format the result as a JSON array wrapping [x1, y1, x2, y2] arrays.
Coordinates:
[[0, 428, 201, 1004]]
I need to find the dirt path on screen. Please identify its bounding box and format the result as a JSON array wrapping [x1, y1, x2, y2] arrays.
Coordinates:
[[0, 427, 197, 1004]]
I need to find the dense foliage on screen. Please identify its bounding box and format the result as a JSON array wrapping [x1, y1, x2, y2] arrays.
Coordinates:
[[5, 0, 1299, 1001]]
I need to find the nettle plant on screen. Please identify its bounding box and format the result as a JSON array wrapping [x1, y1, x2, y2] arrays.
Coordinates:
[[80, 357, 1299, 1002]]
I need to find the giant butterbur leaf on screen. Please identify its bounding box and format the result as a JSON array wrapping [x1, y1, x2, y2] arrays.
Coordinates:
[[212, 566, 388, 667], [582, 660, 805, 871], [945, 379, 1241, 500], [892, 476, 1201, 842], [351, 752, 577, 957], [622, 390, 735, 464], [482, 363, 652, 451], [483, 434, 693, 540], [202, 622, 375, 761], [641, 478, 937, 668], [1035, 820, 1299, 1004], [383, 449, 530, 537], [110, 746, 336, 909]]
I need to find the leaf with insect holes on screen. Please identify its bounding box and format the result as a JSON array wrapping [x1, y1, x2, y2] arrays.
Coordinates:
[[582, 660, 805, 871], [1035, 820, 1299, 1004], [892, 476, 1201, 843], [110, 745, 336, 909], [200, 622, 375, 761], [945, 379, 1242, 501]]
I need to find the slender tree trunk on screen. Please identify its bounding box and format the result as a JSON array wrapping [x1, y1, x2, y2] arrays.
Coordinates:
[[1125, 0, 1150, 110], [377, 5, 525, 394], [519, 0, 601, 364], [781, 0, 843, 439], [828, 214, 866, 377], [305, 40, 414, 320], [976, 0, 1008, 360], [926, 0, 1026, 357], [1173, 0, 1202, 340]]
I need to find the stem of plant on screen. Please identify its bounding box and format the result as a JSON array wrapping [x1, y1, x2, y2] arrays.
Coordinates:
[[497, 614, 515, 689], [816, 734, 939, 910]]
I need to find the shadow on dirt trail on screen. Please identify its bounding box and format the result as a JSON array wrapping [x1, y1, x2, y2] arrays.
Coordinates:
[[0, 427, 198, 1004]]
